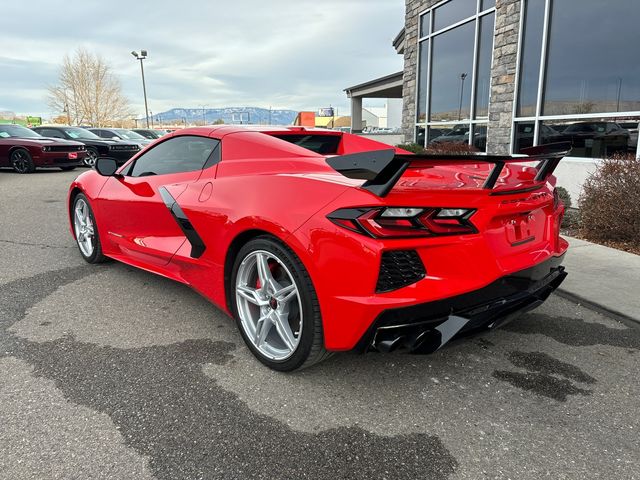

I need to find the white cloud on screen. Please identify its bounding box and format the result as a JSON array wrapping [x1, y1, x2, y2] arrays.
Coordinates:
[[0, 0, 404, 117]]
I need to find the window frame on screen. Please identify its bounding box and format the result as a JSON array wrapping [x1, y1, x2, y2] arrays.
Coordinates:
[[123, 134, 221, 178], [511, 0, 640, 153], [414, 0, 496, 149]]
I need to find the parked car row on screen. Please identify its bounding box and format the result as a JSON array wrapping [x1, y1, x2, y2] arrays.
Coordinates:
[[427, 121, 638, 155], [0, 125, 171, 173]]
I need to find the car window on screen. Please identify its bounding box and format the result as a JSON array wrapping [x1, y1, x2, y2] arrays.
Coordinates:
[[270, 134, 341, 154], [43, 129, 65, 138], [128, 135, 220, 177], [0, 124, 42, 138]]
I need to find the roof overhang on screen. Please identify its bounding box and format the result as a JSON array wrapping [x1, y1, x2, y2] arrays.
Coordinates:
[[393, 28, 405, 55], [344, 71, 404, 99]]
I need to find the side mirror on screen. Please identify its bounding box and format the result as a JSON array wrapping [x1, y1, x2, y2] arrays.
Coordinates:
[[95, 157, 118, 176], [112, 136, 120, 140]]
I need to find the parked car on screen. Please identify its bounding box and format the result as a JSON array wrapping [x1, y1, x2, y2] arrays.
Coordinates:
[[0, 124, 86, 173], [554, 121, 629, 156], [618, 121, 639, 151], [429, 124, 487, 150], [88, 128, 153, 147], [32, 126, 140, 167], [133, 128, 167, 140], [515, 124, 562, 151], [68, 125, 568, 371]]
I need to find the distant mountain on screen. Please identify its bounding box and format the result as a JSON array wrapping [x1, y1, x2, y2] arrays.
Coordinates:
[[146, 107, 298, 126]]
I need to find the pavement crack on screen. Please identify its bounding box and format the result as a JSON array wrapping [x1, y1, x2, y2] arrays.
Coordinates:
[[0, 238, 75, 249]]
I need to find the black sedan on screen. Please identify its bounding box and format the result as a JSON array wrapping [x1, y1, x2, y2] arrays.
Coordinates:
[[32, 126, 140, 167]]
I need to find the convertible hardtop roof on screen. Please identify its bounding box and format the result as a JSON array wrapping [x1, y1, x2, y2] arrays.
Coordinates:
[[173, 125, 342, 139]]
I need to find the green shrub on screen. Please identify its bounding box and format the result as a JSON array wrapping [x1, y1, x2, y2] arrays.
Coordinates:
[[396, 143, 426, 154], [555, 186, 572, 209], [579, 153, 640, 244]]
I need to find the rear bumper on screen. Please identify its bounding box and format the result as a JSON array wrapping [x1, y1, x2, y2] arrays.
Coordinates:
[[354, 254, 566, 353]]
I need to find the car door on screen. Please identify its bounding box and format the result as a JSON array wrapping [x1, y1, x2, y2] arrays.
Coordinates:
[[96, 134, 220, 268]]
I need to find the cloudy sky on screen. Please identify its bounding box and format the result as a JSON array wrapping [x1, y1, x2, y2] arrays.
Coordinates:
[[1, 0, 404, 118]]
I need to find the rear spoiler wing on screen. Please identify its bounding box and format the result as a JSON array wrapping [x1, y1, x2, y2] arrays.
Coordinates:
[[326, 142, 572, 197]]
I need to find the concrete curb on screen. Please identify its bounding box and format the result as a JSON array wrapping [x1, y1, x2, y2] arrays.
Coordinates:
[[555, 289, 640, 330]]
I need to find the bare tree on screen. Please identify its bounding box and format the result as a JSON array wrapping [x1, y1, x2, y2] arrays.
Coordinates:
[[47, 48, 131, 126]]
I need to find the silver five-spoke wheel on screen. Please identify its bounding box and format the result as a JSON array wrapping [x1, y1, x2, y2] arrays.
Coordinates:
[[235, 250, 302, 361], [74, 198, 95, 257], [84, 149, 99, 167]]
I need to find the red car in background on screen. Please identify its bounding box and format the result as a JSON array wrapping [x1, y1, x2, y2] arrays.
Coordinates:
[[0, 124, 86, 173], [67, 126, 569, 371]]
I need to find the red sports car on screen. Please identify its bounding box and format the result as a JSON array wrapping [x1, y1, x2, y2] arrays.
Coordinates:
[[0, 124, 86, 173], [67, 126, 569, 371]]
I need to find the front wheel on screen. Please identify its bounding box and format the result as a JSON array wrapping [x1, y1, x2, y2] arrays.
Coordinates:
[[10, 149, 35, 174], [84, 148, 99, 167], [72, 193, 107, 264], [230, 236, 329, 371]]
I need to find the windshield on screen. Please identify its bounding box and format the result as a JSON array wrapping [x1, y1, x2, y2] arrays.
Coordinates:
[[63, 127, 101, 140], [114, 129, 146, 140], [0, 124, 41, 139]]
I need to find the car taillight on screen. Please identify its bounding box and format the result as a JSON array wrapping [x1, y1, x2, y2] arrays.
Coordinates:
[[328, 207, 477, 238]]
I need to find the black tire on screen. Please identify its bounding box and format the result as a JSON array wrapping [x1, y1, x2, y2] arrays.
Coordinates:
[[230, 236, 330, 371], [84, 148, 99, 167], [60, 166, 77, 171], [72, 193, 108, 264], [10, 148, 35, 174]]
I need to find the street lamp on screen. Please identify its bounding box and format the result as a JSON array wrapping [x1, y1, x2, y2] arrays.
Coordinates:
[[131, 50, 150, 128], [458, 73, 468, 121], [200, 104, 208, 125]]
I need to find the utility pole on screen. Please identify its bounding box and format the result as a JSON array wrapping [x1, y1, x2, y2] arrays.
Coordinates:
[[131, 50, 150, 128]]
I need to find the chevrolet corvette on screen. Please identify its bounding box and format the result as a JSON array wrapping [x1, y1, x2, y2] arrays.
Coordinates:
[[67, 126, 569, 371]]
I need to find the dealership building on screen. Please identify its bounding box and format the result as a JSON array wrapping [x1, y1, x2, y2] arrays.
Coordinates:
[[349, 0, 639, 175]]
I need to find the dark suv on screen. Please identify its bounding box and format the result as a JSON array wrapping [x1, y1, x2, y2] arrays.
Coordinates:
[[33, 126, 140, 167]]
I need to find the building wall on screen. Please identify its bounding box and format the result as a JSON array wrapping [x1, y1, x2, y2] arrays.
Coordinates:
[[402, 0, 438, 142], [402, 0, 521, 154], [486, 0, 521, 155]]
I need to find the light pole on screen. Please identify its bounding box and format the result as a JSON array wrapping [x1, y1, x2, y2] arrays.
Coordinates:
[[131, 50, 150, 128], [200, 104, 208, 125], [458, 73, 468, 121]]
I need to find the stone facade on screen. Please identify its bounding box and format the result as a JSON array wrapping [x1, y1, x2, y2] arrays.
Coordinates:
[[401, 0, 523, 155], [486, 0, 521, 154], [401, 0, 440, 142]]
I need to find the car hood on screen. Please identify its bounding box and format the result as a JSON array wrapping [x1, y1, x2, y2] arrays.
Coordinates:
[[10, 137, 85, 146]]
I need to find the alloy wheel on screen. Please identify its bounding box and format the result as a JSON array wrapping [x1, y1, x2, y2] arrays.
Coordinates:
[[235, 250, 302, 361], [73, 198, 95, 257], [11, 150, 30, 173], [85, 149, 98, 167]]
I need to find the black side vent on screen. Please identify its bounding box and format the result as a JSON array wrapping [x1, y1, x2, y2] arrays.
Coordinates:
[[376, 250, 426, 293]]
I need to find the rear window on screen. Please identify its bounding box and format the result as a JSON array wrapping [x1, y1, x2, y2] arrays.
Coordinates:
[[270, 134, 341, 154]]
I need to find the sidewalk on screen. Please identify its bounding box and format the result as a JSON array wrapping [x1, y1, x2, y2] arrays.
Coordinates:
[[559, 236, 640, 324]]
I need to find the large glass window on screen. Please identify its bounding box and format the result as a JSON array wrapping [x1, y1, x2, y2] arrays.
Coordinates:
[[516, 0, 545, 117], [474, 12, 495, 119], [433, 0, 477, 31], [414, 0, 496, 152], [416, 42, 429, 122], [430, 21, 475, 122], [543, 1, 640, 116], [513, 0, 640, 157]]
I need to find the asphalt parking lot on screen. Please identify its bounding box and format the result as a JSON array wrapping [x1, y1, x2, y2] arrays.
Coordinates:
[[1, 169, 639, 480]]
